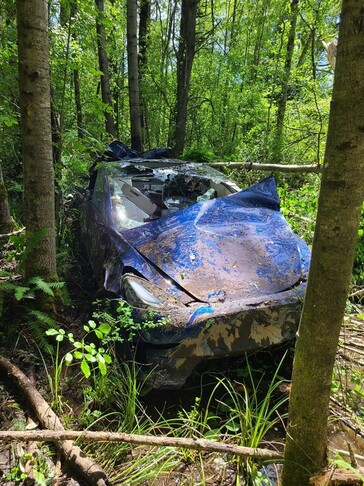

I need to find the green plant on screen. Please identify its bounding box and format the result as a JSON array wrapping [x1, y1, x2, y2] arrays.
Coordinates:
[[45, 320, 112, 411], [0, 270, 64, 317], [181, 146, 215, 162], [332, 456, 364, 482], [6, 446, 55, 486]]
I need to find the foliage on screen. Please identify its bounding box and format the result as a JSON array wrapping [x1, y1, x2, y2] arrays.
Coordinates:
[[92, 300, 169, 344], [181, 146, 215, 162], [5, 447, 55, 486], [0, 274, 62, 304], [353, 204, 364, 288], [45, 319, 113, 411]]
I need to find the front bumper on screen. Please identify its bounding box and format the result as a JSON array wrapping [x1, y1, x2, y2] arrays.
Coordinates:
[[135, 281, 306, 388]]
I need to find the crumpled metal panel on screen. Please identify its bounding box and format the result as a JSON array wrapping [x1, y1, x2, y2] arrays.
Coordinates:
[[119, 177, 307, 302]]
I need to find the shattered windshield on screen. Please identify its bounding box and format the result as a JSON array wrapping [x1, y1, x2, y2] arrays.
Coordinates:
[[101, 162, 238, 230]]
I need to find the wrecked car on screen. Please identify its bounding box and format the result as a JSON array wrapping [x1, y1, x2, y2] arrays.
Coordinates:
[[80, 141, 310, 388]]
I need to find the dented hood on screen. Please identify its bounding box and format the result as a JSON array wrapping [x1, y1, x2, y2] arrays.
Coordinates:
[[120, 177, 308, 303]]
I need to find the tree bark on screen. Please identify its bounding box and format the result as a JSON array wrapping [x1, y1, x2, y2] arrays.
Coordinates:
[[127, 0, 143, 151], [71, 1, 84, 138], [208, 162, 321, 173], [16, 0, 57, 280], [95, 0, 116, 138], [0, 430, 283, 460], [172, 0, 198, 156], [281, 1, 364, 484], [0, 161, 14, 233], [274, 0, 299, 161], [138, 0, 150, 144]]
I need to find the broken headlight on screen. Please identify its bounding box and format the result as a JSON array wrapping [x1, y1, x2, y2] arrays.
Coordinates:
[[121, 274, 184, 309]]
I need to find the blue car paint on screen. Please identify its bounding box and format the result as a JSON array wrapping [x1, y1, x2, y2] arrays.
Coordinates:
[[118, 176, 308, 302]]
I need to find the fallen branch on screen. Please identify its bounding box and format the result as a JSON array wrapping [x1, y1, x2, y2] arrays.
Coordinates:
[[208, 162, 322, 173], [0, 355, 110, 486], [0, 227, 25, 239], [0, 430, 283, 460]]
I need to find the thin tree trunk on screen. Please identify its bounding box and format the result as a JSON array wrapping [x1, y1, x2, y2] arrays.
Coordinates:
[[0, 161, 14, 233], [172, 0, 198, 156], [71, 1, 84, 138], [16, 0, 57, 280], [274, 0, 299, 161], [95, 0, 116, 138], [138, 0, 150, 145], [127, 0, 143, 151], [281, 1, 364, 484]]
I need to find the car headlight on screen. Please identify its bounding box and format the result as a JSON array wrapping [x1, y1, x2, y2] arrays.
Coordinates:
[[121, 274, 185, 309]]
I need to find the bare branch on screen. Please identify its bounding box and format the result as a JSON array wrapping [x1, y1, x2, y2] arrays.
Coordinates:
[[0, 430, 283, 460]]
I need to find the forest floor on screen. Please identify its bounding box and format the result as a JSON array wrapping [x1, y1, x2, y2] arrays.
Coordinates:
[[0, 241, 363, 485]]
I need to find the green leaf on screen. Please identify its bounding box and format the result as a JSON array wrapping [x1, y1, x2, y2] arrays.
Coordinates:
[[98, 360, 107, 376], [81, 359, 91, 378], [46, 328, 59, 336], [74, 351, 83, 360], [14, 286, 31, 301], [65, 353, 73, 365], [28, 276, 54, 296], [95, 330, 103, 339], [88, 320, 96, 329], [99, 323, 111, 335]]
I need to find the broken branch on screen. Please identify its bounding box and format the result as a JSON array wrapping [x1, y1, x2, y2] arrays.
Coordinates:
[[208, 162, 322, 173], [0, 430, 283, 460]]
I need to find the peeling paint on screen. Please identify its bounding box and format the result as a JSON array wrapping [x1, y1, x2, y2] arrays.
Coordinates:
[[249, 321, 284, 345]]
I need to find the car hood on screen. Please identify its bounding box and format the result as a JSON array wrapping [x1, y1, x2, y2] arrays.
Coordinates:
[[118, 176, 310, 303]]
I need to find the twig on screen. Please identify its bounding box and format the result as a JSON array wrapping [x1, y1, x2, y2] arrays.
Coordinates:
[[0, 227, 25, 239], [349, 288, 364, 299]]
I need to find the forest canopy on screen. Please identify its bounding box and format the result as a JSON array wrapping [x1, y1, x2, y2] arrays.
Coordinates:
[[1, 0, 340, 177]]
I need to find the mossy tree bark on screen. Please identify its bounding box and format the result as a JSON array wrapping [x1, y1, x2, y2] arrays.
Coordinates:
[[281, 1, 364, 484], [16, 0, 57, 281], [0, 161, 14, 233]]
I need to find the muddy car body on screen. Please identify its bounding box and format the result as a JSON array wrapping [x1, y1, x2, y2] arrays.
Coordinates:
[[80, 142, 310, 388]]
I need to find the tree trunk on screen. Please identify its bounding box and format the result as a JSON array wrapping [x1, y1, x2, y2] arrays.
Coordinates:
[[71, 1, 84, 138], [172, 0, 198, 156], [16, 0, 57, 280], [274, 0, 299, 161], [95, 0, 116, 138], [281, 2, 364, 484], [127, 0, 143, 151], [0, 161, 14, 233], [138, 0, 150, 145]]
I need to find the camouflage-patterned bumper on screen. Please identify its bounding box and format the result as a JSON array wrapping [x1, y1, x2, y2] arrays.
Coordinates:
[[138, 281, 306, 388]]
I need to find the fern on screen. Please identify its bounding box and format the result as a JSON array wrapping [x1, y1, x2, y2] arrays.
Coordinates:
[[8, 227, 49, 268], [25, 228, 50, 254], [14, 285, 32, 301], [28, 277, 55, 296], [29, 310, 58, 328], [28, 310, 59, 354]]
